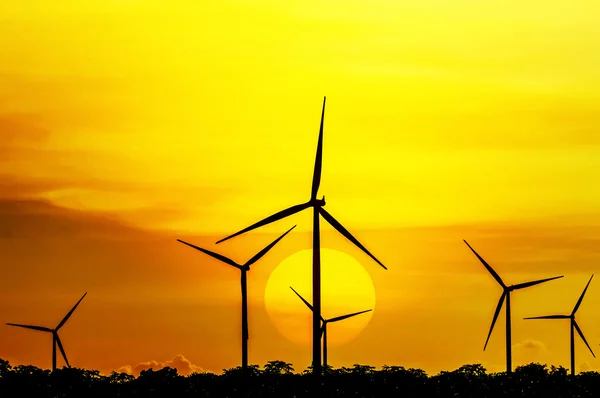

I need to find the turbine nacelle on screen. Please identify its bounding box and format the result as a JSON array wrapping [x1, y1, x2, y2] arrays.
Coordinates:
[[179, 225, 296, 271], [310, 196, 326, 207]]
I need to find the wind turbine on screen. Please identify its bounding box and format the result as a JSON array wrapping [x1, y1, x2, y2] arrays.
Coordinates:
[[177, 225, 295, 371], [290, 286, 371, 370], [463, 240, 563, 373], [6, 292, 87, 372], [215, 97, 387, 375], [524, 274, 595, 376]]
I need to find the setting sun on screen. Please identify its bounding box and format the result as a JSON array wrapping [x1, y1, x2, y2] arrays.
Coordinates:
[[264, 248, 376, 348]]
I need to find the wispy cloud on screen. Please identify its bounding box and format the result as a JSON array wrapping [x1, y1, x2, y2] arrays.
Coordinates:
[[117, 354, 210, 376]]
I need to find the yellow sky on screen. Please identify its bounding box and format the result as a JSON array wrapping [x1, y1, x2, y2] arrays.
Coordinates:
[[1, 0, 600, 376]]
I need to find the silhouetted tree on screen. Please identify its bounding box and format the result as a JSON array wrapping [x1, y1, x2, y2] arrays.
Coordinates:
[[263, 360, 294, 375], [3, 364, 50, 398], [223, 364, 261, 378], [352, 363, 376, 375], [0, 359, 11, 377], [0, 359, 11, 394], [455, 363, 487, 377], [134, 367, 184, 398], [108, 370, 135, 384]]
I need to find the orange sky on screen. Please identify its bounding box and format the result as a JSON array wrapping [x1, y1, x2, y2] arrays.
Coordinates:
[[1, 0, 600, 376]]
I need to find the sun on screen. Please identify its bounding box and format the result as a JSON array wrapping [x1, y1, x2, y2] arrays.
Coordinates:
[[264, 248, 376, 348]]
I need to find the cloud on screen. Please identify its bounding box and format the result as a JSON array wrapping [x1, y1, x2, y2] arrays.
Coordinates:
[[579, 361, 596, 372], [0, 111, 147, 206], [0, 112, 54, 164], [118, 355, 208, 376], [0, 113, 50, 143], [441, 220, 600, 275], [505, 340, 550, 369], [484, 363, 506, 374], [513, 339, 547, 352], [0, 73, 132, 132], [116, 365, 133, 374], [0, 197, 198, 298], [513, 340, 548, 356], [0, 109, 235, 230], [0, 198, 142, 240]]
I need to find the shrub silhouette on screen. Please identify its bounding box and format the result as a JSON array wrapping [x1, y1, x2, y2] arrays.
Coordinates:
[[1, 358, 600, 397]]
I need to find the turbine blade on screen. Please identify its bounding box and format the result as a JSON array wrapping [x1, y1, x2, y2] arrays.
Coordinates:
[[320, 324, 325, 338], [572, 274, 594, 316], [311, 97, 326, 201], [463, 240, 505, 288], [484, 291, 506, 351], [56, 292, 87, 331], [177, 239, 242, 269], [6, 323, 52, 333], [290, 286, 313, 311], [216, 202, 311, 244], [512, 275, 564, 290], [319, 208, 387, 270], [574, 321, 595, 358], [244, 225, 296, 268], [328, 309, 372, 323], [55, 334, 70, 367], [523, 315, 570, 319]]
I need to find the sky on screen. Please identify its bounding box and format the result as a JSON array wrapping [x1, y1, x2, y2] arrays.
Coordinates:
[[1, 0, 600, 376]]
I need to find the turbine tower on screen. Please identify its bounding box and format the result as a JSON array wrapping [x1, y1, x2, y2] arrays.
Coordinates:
[[215, 97, 387, 375], [177, 225, 295, 371], [524, 275, 595, 376], [463, 240, 563, 373], [6, 292, 87, 372], [290, 286, 371, 370]]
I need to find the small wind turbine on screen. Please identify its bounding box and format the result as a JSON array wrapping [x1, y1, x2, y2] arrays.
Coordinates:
[[215, 97, 387, 375], [463, 240, 563, 373], [6, 292, 87, 372], [524, 274, 595, 376], [290, 286, 372, 370], [177, 225, 295, 371]]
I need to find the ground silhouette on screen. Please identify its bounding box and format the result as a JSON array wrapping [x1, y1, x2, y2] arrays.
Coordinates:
[[2, 358, 600, 397]]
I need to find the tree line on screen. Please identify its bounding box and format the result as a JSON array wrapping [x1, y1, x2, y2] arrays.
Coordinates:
[[1, 358, 600, 397]]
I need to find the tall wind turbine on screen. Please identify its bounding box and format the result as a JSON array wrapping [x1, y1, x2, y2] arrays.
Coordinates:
[[215, 97, 387, 375], [463, 240, 563, 373], [524, 275, 595, 376], [290, 286, 371, 370], [177, 225, 295, 371], [6, 292, 87, 372]]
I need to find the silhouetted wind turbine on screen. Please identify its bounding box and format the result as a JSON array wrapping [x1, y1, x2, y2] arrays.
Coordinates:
[[463, 240, 563, 374], [524, 274, 595, 376], [177, 226, 295, 371], [290, 286, 371, 370], [215, 97, 387, 375], [6, 292, 87, 372]]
